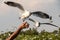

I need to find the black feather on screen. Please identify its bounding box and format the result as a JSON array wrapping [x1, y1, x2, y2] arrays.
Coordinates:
[[31, 11, 50, 19], [4, 1, 24, 11], [40, 23, 58, 27]]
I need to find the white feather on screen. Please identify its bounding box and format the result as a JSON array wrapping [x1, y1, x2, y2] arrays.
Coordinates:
[[35, 21, 39, 27], [21, 10, 30, 19]]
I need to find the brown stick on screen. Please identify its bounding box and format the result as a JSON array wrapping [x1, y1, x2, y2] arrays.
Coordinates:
[[6, 22, 29, 40]]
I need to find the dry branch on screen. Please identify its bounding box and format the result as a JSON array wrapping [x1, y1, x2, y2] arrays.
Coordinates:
[[6, 22, 29, 40]]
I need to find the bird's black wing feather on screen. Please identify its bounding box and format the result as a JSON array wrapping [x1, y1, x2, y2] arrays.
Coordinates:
[[28, 18, 35, 23], [40, 23, 58, 27], [28, 18, 58, 27], [4, 1, 24, 11], [31, 11, 50, 19]]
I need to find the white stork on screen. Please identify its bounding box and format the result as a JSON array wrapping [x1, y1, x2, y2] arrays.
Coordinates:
[[4, 1, 52, 27]]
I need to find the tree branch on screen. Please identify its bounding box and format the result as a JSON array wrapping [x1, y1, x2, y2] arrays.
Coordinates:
[[6, 22, 29, 40]]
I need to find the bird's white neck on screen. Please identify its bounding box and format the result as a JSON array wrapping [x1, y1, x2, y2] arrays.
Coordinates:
[[24, 10, 29, 13]]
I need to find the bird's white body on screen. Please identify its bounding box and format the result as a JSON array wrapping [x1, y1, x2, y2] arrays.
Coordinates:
[[20, 10, 30, 20]]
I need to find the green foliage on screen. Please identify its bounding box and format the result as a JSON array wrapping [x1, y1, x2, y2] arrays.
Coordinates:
[[0, 28, 60, 40]]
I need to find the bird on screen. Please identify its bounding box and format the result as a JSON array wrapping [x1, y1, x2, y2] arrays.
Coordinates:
[[4, 1, 52, 27], [29, 18, 58, 27]]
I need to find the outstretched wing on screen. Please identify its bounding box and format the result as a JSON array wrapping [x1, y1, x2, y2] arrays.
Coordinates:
[[28, 18, 58, 27], [4, 1, 24, 11], [28, 18, 40, 27], [31, 11, 51, 19], [40, 23, 58, 27], [28, 18, 35, 23]]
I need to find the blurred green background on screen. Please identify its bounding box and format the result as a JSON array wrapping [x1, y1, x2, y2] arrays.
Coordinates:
[[0, 28, 60, 40]]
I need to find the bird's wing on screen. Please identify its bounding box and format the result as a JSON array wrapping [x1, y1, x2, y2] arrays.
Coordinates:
[[28, 18, 40, 27], [28, 18, 35, 23], [40, 23, 58, 27], [4, 1, 24, 11], [28, 18, 58, 27], [31, 11, 50, 19]]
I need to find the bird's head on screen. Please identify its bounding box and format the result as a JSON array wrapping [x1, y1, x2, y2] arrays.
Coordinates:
[[35, 21, 40, 27]]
